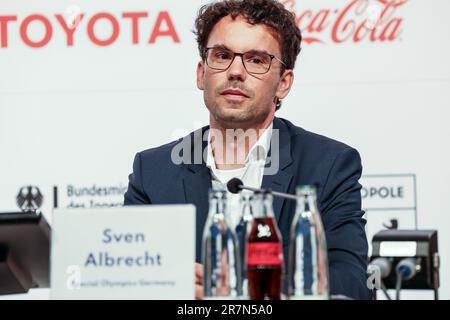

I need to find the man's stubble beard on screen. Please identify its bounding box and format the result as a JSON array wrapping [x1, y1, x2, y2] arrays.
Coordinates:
[[203, 77, 274, 127], [204, 91, 272, 127], [210, 100, 255, 123]]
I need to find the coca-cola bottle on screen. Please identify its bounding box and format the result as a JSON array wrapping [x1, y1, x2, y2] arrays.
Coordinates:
[[202, 189, 242, 299], [235, 191, 254, 299], [246, 191, 283, 300], [288, 185, 329, 299]]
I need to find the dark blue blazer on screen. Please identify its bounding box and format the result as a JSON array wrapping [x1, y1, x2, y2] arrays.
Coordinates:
[[124, 117, 371, 299]]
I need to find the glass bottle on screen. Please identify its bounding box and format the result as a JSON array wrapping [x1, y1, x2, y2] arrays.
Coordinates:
[[235, 191, 254, 299], [288, 185, 329, 299], [246, 191, 283, 300], [202, 189, 242, 299]]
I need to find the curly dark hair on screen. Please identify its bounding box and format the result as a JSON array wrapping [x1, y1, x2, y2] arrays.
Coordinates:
[[194, 0, 302, 71]]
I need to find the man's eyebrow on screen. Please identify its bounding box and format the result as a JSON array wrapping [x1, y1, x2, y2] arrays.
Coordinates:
[[245, 49, 272, 56], [208, 45, 272, 56], [209, 44, 231, 51]]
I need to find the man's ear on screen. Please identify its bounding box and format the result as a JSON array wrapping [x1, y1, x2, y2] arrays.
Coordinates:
[[197, 61, 205, 90], [275, 69, 294, 100]]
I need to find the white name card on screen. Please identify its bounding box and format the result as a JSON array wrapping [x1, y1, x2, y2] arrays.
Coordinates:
[[50, 205, 195, 300]]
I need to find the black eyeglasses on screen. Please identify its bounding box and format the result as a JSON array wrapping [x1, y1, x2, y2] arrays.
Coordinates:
[[204, 47, 286, 75]]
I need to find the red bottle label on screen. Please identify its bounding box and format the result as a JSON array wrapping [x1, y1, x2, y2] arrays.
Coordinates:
[[246, 242, 283, 267]]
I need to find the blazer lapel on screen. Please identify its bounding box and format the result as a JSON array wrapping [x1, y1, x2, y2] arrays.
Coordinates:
[[262, 117, 293, 223], [180, 126, 212, 260]]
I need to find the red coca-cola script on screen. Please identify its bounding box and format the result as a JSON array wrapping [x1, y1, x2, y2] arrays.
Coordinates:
[[282, 0, 408, 44]]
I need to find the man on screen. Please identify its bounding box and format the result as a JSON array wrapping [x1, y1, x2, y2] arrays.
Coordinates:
[[124, 0, 370, 300]]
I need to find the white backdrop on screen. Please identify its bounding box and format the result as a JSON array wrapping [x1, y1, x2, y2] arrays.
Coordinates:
[[1, 0, 449, 299]]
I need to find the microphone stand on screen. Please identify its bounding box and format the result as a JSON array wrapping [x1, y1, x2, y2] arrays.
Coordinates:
[[237, 185, 298, 201]]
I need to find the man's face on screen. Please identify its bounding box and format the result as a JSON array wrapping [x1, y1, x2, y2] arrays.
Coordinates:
[[197, 15, 293, 128]]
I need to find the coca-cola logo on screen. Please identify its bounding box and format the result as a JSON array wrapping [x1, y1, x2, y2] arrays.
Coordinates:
[[282, 0, 408, 44], [246, 242, 283, 266]]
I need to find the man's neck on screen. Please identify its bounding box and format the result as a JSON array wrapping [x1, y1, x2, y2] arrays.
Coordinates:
[[209, 115, 274, 170]]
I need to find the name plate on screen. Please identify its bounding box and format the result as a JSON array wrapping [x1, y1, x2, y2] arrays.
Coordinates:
[[50, 205, 195, 299]]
